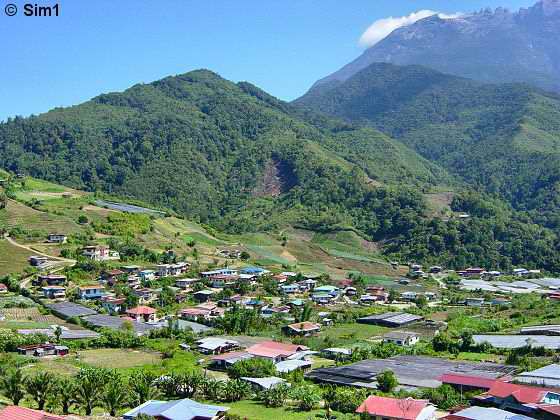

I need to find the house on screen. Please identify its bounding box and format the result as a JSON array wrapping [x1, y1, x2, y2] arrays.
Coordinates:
[[439, 373, 501, 392], [122, 265, 141, 274], [102, 269, 124, 285], [176, 278, 199, 290], [246, 341, 309, 363], [261, 305, 291, 317], [360, 293, 387, 304], [180, 307, 212, 321], [126, 306, 157, 323], [275, 359, 312, 373], [193, 289, 214, 302], [0, 406, 65, 420], [240, 267, 270, 277], [442, 406, 532, 420], [356, 396, 437, 420], [322, 347, 352, 360], [17, 343, 68, 357], [77, 284, 105, 300], [33, 274, 66, 287], [383, 331, 420, 346], [82, 245, 117, 261], [357, 312, 424, 328], [280, 284, 299, 294], [311, 293, 336, 304], [465, 297, 485, 307], [133, 288, 156, 303], [283, 321, 321, 337], [122, 398, 229, 420], [200, 268, 238, 278], [475, 381, 560, 417], [400, 291, 418, 302], [210, 351, 254, 370], [139, 269, 156, 282], [313, 285, 339, 296], [0, 284, 8, 294], [29, 255, 49, 267], [196, 337, 240, 355], [240, 376, 287, 391], [101, 297, 125, 314], [156, 262, 189, 277], [47, 233, 67, 244], [41, 286, 66, 299]]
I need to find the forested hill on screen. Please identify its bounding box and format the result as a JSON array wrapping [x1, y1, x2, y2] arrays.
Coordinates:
[[1, 70, 560, 272], [295, 63, 560, 235]]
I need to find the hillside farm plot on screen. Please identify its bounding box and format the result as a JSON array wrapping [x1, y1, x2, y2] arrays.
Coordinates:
[[3, 199, 83, 235], [0, 238, 33, 276], [0, 306, 77, 330]]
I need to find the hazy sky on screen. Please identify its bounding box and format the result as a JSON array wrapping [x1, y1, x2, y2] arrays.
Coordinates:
[[1, 0, 535, 121]]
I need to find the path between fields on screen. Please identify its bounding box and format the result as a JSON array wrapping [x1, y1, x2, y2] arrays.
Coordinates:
[[3, 233, 76, 288]]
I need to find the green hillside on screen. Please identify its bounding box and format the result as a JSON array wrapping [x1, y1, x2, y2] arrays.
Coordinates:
[[295, 63, 560, 233], [1, 70, 559, 272]]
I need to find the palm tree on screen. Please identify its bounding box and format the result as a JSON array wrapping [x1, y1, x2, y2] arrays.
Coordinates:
[[24, 371, 55, 410], [73, 368, 107, 415], [1, 368, 25, 406], [54, 376, 76, 415], [129, 370, 159, 406], [102, 374, 129, 416], [322, 385, 337, 420], [222, 379, 251, 402]]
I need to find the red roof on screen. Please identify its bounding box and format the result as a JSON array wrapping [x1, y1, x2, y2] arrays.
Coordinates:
[[539, 404, 560, 416], [287, 321, 321, 332], [439, 373, 500, 389], [247, 341, 308, 358], [356, 396, 431, 420], [0, 406, 64, 420], [485, 381, 552, 404], [211, 351, 250, 361], [181, 308, 211, 316], [0, 284, 7, 290], [126, 305, 156, 315]]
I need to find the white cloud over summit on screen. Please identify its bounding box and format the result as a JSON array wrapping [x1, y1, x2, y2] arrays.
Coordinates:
[[359, 10, 463, 48]]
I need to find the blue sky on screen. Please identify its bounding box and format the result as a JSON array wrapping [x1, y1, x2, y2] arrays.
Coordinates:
[[1, 0, 535, 121]]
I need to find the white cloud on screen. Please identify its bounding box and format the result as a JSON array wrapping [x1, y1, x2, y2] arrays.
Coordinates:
[[359, 10, 463, 48]]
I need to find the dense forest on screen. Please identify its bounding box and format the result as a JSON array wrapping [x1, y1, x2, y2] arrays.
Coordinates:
[[295, 63, 560, 235], [1, 70, 559, 271]]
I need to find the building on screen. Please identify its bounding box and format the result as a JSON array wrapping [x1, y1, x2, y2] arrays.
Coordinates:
[[126, 306, 157, 323], [82, 245, 120, 261], [475, 381, 560, 417], [200, 268, 238, 278], [246, 341, 309, 363], [356, 396, 437, 420], [307, 355, 515, 390], [283, 321, 321, 337], [47, 233, 67, 244], [439, 373, 502, 392], [17, 343, 69, 357], [122, 398, 229, 420], [193, 289, 214, 302], [280, 284, 299, 294], [210, 351, 254, 370], [0, 406, 64, 420], [196, 337, 240, 355], [139, 269, 156, 281], [77, 284, 105, 300], [33, 274, 66, 287], [240, 376, 287, 391], [101, 296, 125, 314], [29, 255, 49, 267], [443, 406, 532, 420], [357, 312, 424, 328], [275, 359, 312, 373], [321, 347, 352, 360], [41, 286, 66, 299], [515, 364, 560, 388], [383, 331, 420, 346], [0, 284, 8, 294], [473, 334, 560, 350]]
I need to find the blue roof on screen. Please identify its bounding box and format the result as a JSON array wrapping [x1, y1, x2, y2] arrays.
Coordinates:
[[123, 399, 229, 420], [241, 267, 265, 274]]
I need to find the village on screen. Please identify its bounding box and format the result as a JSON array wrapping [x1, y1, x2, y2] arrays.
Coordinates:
[[2, 227, 560, 420]]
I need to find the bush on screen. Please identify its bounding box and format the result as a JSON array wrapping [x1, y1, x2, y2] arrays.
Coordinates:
[[228, 358, 276, 379]]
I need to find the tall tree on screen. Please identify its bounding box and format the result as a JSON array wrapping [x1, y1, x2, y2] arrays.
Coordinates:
[[1, 368, 25, 406], [24, 371, 55, 410]]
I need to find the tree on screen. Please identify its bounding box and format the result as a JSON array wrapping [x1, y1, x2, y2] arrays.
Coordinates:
[[222, 379, 251, 402], [24, 371, 55, 410], [74, 368, 107, 415], [1, 368, 25, 405], [260, 383, 290, 407], [228, 358, 276, 379], [54, 376, 76, 415], [77, 215, 89, 225], [102, 373, 129, 416], [129, 370, 159, 406], [291, 385, 321, 411], [415, 294, 428, 309], [53, 326, 63, 343], [322, 385, 337, 420], [376, 370, 398, 393], [388, 289, 399, 303]]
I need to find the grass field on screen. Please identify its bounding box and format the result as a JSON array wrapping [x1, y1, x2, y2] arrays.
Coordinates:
[[306, 322, 388, 348], [0, 238, 34, 276], [76, 348, 163, 369], [223, 400, 354, 420]]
